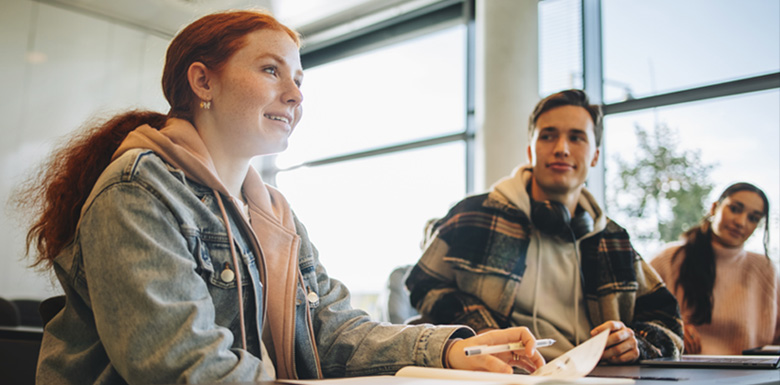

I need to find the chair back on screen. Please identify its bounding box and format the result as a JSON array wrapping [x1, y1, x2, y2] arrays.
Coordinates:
[[0, 297, 21, 327], [13, 299, 43, 327], [0, 326, 43, 385], [39, 295, 66, 327]]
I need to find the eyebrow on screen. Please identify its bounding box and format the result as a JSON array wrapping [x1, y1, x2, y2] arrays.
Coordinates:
[[255, 52, 284, 63], [255, 53, 303, 75], [539, 126, 588, 136]]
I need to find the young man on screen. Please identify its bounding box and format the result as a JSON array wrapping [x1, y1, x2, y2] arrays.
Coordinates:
[[406, 89, 683, 362]]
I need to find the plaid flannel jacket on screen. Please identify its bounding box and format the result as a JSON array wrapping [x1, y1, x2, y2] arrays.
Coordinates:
[[406, 192, 684, 359]]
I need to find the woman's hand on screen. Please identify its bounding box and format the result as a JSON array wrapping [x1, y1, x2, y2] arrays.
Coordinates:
[[591, 321, 640, 363], [683, 324, 701, 354], [446, 327, 545, 374]]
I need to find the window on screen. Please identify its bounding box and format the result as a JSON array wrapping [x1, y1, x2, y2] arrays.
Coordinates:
[[539, 0, 583, 96], [604, 90, 780, 258], [277, 142, 465, 316], [602, 0, 780, 103], [276, 26, 467, 169], [540, 0, 779, 261], [270, 8, 472, 317]]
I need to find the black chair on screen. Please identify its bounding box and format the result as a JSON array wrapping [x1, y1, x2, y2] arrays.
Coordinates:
[[12, 299, 43, 327], [0, 325, 43, 385], [39, 295, 66, 327], [0, 297, 21, 327]]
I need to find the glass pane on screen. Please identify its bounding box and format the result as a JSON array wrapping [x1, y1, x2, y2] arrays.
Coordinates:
[[275, 142, 466, 316], [539, 0, 583, 97], [602, 0, 780, 103], [604, 90, 780, 263], [276, 25, 466, 169]]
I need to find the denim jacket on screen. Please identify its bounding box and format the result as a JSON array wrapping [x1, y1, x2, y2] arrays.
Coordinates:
[[37, 149, 472, 385]]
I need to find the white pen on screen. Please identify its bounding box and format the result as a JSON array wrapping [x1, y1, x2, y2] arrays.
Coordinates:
[[463, 338, 556, 356]]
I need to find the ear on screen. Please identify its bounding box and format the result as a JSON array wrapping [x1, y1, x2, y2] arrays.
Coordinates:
[[709, 201, 718, 216], [527, 145, 533, 164], [589, 148, 600, 167], [187, 62, 213, 102]]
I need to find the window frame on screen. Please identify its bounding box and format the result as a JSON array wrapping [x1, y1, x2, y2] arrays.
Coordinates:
[[580, 0, 780, 205], [264, 0, 478, 194]]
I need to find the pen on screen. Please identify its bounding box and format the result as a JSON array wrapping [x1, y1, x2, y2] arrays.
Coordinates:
[[464, 338, 556, 356]]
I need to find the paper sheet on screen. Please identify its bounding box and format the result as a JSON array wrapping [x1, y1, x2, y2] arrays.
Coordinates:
[[531, 329, 610, 379]]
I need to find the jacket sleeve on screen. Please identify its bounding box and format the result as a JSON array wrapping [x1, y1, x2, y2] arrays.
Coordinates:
[[630, 256, 685, 359], [294, 218, 474, 378], [405, 235, 509, 333]]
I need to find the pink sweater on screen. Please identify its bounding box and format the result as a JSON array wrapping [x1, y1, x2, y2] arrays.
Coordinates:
[[650, 241, 780, 355]]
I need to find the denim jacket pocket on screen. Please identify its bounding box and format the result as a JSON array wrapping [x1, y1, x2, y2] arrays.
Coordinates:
[[192, 230, 253, 328], [194, 233, 251, 288]]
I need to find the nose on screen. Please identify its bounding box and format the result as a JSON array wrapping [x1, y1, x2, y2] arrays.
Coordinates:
[[282, 78, 303, 107], [553, 136, 570, 157], [733, 213, 748, 228]]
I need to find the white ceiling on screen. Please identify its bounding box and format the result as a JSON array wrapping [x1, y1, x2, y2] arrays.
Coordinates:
[[40, 0, 424, 38]]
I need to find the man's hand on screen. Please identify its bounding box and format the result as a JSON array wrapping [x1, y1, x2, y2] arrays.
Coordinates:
[[591, 321, 640, 363], [683, 323, 701, 354], [446, 327, 546, 374]]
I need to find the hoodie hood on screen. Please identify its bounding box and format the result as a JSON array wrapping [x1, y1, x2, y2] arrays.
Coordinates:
[[113, 118, 294, 230], [491, 164, 607, 235]]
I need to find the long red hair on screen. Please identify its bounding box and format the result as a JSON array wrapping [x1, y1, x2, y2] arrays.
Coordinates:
[[16, 10, 300, 268]]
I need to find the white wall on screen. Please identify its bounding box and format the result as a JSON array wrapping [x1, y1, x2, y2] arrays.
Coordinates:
[[0, 0, 170, 300]]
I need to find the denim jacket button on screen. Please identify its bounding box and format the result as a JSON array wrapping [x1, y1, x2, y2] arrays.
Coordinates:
[[306, 291, 319, 304], [220, 264, 235, 283]]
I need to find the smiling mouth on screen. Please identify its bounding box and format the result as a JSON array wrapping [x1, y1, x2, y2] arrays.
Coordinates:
[[547, 162, 574, 170], [725, 228, 743, 238], [264, 114, 290, 124]]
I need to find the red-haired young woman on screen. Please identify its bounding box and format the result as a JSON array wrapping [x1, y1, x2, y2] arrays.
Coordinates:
[[17, 9, 544, 384]]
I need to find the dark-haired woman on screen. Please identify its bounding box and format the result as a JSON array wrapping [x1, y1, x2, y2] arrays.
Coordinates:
[[18, 9, 543, 385], [651, 183, 779, 355]]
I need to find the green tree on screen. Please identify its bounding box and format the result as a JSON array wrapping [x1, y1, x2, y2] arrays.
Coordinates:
[[610, 123, 717, 243]]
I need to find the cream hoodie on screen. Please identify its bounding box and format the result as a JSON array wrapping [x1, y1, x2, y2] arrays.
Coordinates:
[[492, 165, 606, 358]]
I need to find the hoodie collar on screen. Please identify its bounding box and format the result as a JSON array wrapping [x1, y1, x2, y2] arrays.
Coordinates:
[[113, 118, 295, 232], [491, 164, 607, 234]]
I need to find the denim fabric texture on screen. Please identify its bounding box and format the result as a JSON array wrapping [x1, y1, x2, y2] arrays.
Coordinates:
[[36, 149, 473, 385]]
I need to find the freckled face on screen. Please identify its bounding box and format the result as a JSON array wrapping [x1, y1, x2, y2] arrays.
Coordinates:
[[710, 190, 765, 248], [208, 29, 303, 158], [527, 105, 600, 200]]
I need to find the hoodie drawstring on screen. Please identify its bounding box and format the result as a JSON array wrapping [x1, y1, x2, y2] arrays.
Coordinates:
[[215, 190, 247, 351], [573, 242, 581, 345], [532, 232, 542, 338]]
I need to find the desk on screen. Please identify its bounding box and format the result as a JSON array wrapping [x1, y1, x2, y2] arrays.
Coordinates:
[[177, 366, 780, 384], [590, 364, 780, 385]]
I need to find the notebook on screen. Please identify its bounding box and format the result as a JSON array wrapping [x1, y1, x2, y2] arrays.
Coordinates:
[[640, 354, 780, 369]]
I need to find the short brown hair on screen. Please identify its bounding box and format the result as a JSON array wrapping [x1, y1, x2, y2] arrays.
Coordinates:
[[528, 89, 603, 146]]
